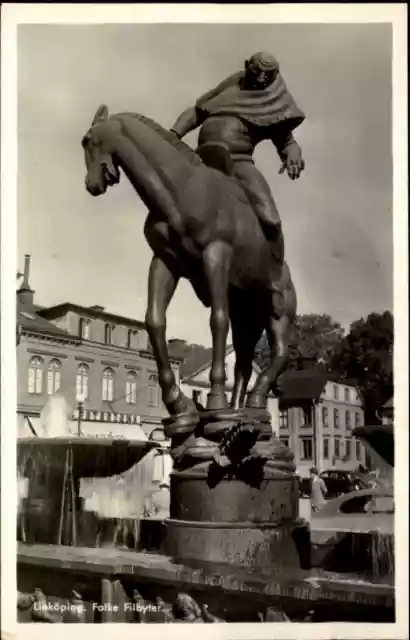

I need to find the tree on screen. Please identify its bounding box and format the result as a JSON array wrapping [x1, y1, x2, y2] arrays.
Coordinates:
[[254, 314, 345, 370], [330, 311, 393, 422]]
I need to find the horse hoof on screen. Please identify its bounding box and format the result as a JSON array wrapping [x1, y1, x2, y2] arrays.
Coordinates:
[[168, 392, 197, 417], [206, 392, 228, 411]]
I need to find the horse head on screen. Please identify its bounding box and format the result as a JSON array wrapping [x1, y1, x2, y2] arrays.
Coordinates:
[[82, 105, 121, 196]]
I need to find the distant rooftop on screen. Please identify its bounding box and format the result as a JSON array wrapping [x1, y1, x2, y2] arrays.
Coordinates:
[[168, 339, 214, 378], [17, 299, 76, 341], [38, 302, 146, 329], [278, 368, 329, 407]]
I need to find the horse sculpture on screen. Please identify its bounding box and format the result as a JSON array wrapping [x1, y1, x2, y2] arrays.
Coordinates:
[[82, 105, 297, 423]]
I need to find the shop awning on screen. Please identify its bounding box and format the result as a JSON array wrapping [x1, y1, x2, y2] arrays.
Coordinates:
[[17, 414, 148, 442]]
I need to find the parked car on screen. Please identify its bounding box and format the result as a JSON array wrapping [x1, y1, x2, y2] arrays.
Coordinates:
[[319, 469, 371, 498]]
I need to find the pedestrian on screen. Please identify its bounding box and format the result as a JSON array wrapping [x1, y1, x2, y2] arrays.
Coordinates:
[[310, 467, 327, 512]]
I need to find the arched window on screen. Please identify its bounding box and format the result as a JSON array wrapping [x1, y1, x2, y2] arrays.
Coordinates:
[[28, 356, 44, 394], [47, 359, 62, 395], [148, 373, 159, 407], [76, 363, 89, 400], [125, 371, 138, 404], [102, 368, 115, 402]]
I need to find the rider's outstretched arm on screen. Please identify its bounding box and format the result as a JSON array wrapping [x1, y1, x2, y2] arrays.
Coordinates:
[[170, 107, 204, 139]]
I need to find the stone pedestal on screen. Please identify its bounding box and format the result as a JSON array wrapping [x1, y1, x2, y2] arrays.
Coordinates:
[[163, 408, 307, 569]]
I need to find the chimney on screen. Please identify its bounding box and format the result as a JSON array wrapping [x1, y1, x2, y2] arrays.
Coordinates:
[[17, 254, 35, 307], [89, 305, 105, 313]]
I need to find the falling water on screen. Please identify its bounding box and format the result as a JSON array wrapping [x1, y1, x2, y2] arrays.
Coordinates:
[[80, 450, 156, 518]]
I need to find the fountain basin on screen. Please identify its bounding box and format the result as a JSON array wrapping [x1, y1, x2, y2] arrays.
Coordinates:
[[18, 437, 157, 546], [18, 437, 157, 478], [17, 542, 395, 622]]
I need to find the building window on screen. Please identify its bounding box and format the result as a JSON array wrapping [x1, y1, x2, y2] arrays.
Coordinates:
[[104, 324, 115, 345], [323, 438, 329, 460], [148, 374, 159, 407], [334, 438, 340, 458], [280, 437, 289, 449], [334, 408, 340, 429], [28, 356, 44, 394], [355, 412, 361, 428], [345, 410, 352, 430], [127, 329, 139, 349], [279, 410, 288, 429], [47, 359, 62, 395], [126, 371, 138, 404], [345, 439, 352, 460], [102, 368, 115, 402], [79, 318, 91, 340], [322, 406, 329, 427], [300, 438, 313, 460], [76, 363, 89, 400], [344, 387, 350, 402], [333, 384, 339, 400], [355, 440, 361, 461]]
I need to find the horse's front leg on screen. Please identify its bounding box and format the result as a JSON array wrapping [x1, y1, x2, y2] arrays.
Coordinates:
[[202, 240, 232, 411], [145, 255, 193, 416]]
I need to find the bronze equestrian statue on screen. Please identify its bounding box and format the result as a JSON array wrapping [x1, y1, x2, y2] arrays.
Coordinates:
[[82, 51, 304, 423], [171, 51, 305, 310]]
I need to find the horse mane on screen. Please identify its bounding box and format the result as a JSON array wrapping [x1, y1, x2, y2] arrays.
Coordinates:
[[114, 112, 202, 166]]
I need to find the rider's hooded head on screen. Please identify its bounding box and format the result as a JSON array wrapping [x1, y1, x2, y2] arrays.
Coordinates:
[[244, 52, 280, 90]]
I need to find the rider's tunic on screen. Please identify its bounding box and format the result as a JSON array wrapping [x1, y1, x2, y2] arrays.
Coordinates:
[[195, 71, 305, 255]]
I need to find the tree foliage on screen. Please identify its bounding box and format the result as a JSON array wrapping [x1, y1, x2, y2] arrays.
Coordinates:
[[330, 311, 393, 422], [254, 311, 394, 422], [254, 314, 345, 370]]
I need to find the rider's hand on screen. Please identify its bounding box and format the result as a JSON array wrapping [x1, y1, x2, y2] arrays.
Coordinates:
[[279, 144, 305, 180]]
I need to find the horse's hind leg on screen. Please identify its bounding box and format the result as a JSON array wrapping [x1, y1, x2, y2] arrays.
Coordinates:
[[230, 308, 263, 410], [145, 255, 194, 416], [247, 314, 290, 409]]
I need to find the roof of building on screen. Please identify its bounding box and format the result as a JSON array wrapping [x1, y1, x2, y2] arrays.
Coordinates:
[[167, 340, 215, 379], [278, 368, 329, 406], [326, 370, 362, 388], [38, 302, 146, 328], [17, 299, 75, 340]]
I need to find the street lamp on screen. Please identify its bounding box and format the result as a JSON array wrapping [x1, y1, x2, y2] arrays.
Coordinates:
[[75, 391, 86, 436]]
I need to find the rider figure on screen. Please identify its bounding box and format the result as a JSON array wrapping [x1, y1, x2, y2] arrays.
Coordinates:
[[170, 52, 305, 311]]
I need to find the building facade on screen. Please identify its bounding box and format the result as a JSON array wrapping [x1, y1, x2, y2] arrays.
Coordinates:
[[278, 367, 366, 477], [17, 256, 181, 439]]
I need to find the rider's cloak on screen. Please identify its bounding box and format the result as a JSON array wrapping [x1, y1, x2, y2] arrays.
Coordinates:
[[195, 71, 305, 131]]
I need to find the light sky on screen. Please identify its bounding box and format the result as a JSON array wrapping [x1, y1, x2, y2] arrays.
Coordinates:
[[18, 23, 392, 346]]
